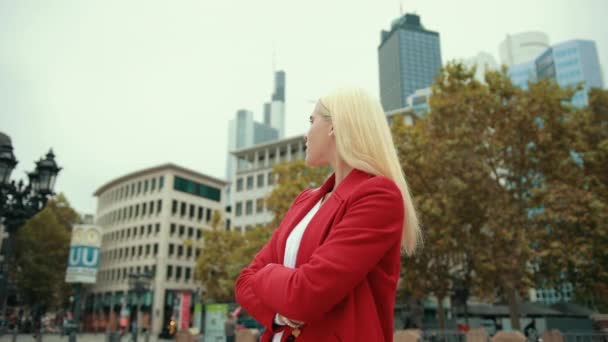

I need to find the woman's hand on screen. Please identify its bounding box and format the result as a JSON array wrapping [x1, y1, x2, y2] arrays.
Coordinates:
[[276, 314, 304, 328]]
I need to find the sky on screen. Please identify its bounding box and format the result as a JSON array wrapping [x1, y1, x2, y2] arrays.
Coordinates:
[[1, 0, 607, 215]]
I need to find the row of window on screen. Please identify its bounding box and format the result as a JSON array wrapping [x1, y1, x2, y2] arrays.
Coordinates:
[[167, 243, 201, 259], [103, 223, 161, 244], [171, 200, 214, 222], [235, 172, 275, 192], [169, 223, 203, 239], [174, 176, 222, 202], [98, 265, 157, 283], [166, 265, 194, 282], [99, 176, 165, 208], [234, 198, 266, 217], [100, 243, 160, 263], [98, 199, 163, 226], [100, 242, 202, 263]]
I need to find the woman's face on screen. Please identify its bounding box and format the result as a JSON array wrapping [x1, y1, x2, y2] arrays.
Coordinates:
[[304, 102, 334, 166]]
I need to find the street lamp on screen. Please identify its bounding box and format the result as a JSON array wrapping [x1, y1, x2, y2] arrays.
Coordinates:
[[0, 132, 61, 329], [128, 271, 153, 342]]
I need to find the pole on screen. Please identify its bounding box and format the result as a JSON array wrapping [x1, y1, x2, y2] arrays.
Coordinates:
[[69, 283, 82, 342]]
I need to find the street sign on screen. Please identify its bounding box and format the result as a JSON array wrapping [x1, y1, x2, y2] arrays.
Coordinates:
[[65, 224, 102, 283]]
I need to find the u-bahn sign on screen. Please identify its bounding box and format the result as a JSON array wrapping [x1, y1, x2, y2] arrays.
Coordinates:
[[65, 224, 102, 283]]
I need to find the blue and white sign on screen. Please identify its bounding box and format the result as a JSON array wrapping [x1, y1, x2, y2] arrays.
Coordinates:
[[65, 224, 102, 283]]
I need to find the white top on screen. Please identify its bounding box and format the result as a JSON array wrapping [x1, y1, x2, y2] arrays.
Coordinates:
[[273, 198, 323, 342]]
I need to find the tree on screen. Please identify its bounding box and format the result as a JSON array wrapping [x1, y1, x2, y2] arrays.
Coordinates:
[[265, 159, 330, 229], [13, 194, 77, 311], [193, 210, 272, 302], [415, 62, 599, 330], [532, 88, 608, 310], [193, 210, 243, 302]]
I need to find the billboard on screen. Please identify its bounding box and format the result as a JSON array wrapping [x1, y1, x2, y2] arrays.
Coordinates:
[[65, 224, 102, 283]]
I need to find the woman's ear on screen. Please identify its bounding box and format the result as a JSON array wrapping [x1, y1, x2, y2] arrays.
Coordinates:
[[329, 126, 334, 136]]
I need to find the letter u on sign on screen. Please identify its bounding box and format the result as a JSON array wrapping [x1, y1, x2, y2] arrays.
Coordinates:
[[69, 246, 100, 268]]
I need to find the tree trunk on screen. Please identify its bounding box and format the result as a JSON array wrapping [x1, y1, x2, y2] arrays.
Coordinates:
[[507, 287, 521, 331], [436, 295, 446, 330]]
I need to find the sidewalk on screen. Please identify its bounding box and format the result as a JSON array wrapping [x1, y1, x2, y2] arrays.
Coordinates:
[[0, 333, 171, 342]]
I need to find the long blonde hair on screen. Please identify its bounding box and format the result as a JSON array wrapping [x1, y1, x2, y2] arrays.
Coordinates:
[[319, 88, 421, 255]]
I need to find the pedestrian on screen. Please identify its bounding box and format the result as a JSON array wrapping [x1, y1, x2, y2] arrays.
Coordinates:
[[225, 312, 236, 342], [235, 88, 421, 341]]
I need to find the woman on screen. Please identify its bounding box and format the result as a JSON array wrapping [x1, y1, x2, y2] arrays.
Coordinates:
[[235, 88, 421, 341]]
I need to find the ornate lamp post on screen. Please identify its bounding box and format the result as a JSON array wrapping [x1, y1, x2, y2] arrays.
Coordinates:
[[128, 271, 153, 342], [0, 132, 61, 328]]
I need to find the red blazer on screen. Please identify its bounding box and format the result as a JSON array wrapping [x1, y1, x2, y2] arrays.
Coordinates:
[[235, 169, 404, 342]]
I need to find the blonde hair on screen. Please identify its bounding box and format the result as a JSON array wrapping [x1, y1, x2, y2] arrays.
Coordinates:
[[319, 88, 421, 255]]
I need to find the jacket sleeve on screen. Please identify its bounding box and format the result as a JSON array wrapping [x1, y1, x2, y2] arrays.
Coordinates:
[[251, 177, 404, 323], [234, 189, 312, 329]]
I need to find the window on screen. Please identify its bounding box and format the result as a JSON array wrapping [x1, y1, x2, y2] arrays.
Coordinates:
[[151, 178, 156, 191], [153, 243, 158, 256], [235, 202, 243, 217], [142, 202, 147, 216], [246, 176, 254, 189], [188, 227, 193, 238], [170, 224, 176, 235], [126, 229, 130, 238], [159, 176, 164, 189], [137, 181, 142, 194], [173, 176, 221, 201], [128, 206, 133, 219], [206, 208, 211, 222], [180, 202, 186, 216], [236, 178, 243, 191], [186, 246, 192, 258], [135, 204, 139, 217], [179, 225, 185, 237], [167, 265, 173, 279], [147, 224, 152, 235], [196, 229, 202, 240], [157, 200, 162, 214], [189, 204, 195, 219], [138, 245, 143, 256], [177, 245, 183, 257], [155, 223, 160, 234], [245, 200, 253, 215], [257, 173, 265, 188], [130, 183, 135, 196], [144, 180, 149, 193], [268, 172, 275, 185], [176, 266, 182, 279], [198, 207, 203, 221], [185, 268, 191, 281], [172, 200, 178, 215], [140, 225, 144, 235], [169, 244, 175, 256], [256, 198, 264, 213], [145, 244, 150, 255], [196, 248, 201, 258]]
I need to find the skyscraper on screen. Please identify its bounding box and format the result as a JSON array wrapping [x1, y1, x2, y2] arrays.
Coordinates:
[[499, 31, 550, 67], [264, 70, 286, 137], [378, 13, 442, 111], [508, 39, 603, 107]]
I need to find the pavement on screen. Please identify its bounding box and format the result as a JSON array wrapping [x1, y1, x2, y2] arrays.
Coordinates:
[[0, 333, 172, 342]]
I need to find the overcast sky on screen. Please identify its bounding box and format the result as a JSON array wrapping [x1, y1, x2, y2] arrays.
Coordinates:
[[1, 0, 607, 215]]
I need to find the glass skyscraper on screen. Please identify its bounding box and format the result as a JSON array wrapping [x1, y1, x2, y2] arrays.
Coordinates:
[[378, 13, 442, 111], [508, 39, 603, 107]]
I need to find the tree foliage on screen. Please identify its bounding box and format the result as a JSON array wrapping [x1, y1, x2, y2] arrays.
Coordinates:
[[13, 194, 78, 310]]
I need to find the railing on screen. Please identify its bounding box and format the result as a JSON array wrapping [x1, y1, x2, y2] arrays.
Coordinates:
[[421, 330, 467, 342], [563, 333, 608, 342]]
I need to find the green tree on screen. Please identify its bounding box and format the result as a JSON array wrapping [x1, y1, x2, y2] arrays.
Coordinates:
[[13, 194, 77, 310], [265, 159, 330, 228], [193, 210, 242, 302]]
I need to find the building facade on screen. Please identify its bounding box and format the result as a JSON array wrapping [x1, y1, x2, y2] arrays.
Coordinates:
[[508, 39, 604, 107], [378, 13, 442, 111], [499, 31, 550, 67], [230, 135, 306, 231], [89, 163, 227, 335]]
